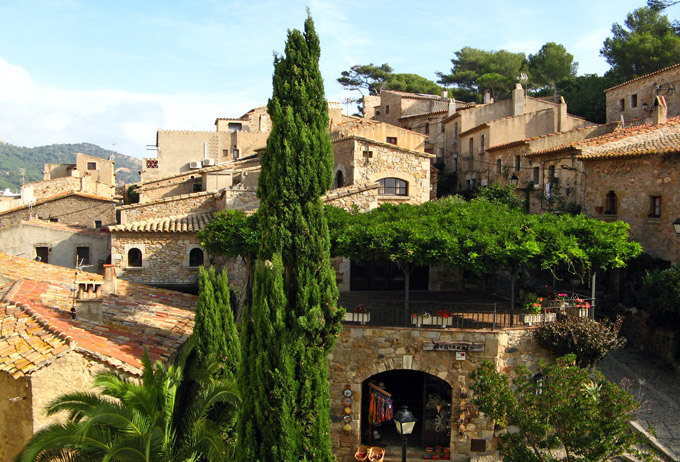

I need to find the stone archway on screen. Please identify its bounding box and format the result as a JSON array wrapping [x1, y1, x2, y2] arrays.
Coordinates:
[[360, 369, 452, 450]]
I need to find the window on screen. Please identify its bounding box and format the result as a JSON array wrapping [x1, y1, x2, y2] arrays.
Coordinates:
[[454, 122, 458, 136], [228, 122, 242, 131], [362, 150, 373, 159], [334, 171, 344, 188], [76, 247, 90, 266], [605, 190, 618, 215], [192, 183, 202, 193], [87, 162, 97, 170], [49, 217, 58, 223], [514, 155, 521, 172], [189, 248, 204, 267], [35, 247, 49, 263], [441, 124, 445, 133], [385, 105, 390, 115], [496, 159, 502, 174], [479, 134, 485, 153], [649, 195, 661, 218], [94, 220, 102, 229], [548, 165, 556, 180], [128, 248, 143, 267], [233, 149, 240, 159], [386, 137, 397, 145], [631, 94, 638, 108], [378, 178, 408, 196], [425, 123, 430, 135], [533, 167, 540, 185], [223, 149, 229, 157], [146, 159, 158, 169], [469, 138, 474, 155], [619, 99, 625, 112]]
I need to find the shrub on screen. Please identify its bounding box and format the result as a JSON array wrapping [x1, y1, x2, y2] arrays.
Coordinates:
[[639, 263, 680, 315], [534, 315, 625, 367]]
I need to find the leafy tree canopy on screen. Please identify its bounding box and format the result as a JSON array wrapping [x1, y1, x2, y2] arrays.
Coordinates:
[[528, 42, 577, 98], [470, 355, 645, 462], [601, 6, 680, 81], [556, 73, 620, 124], [436, 47, 527, 100], [337, 63, 393, 96], [384, 72, 442, 95]]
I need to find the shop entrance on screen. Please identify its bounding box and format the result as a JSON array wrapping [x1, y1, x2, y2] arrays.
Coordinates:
[[361, 370, 452, 450]]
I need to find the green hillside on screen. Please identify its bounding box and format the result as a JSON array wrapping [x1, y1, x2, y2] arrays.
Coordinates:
[[0, 142, 141, 192]]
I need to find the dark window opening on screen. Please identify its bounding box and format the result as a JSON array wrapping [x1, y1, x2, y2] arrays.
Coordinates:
[[425, 123, 430, 135], [233, 149, 240, 159], [385, 105, 390, 115], [605, 190, 618, 215], [128, 248, 143, 267], [94, 220, 102, 229], [631, 94, 638, 108], [35, 247, 49, 263], [192, 183, 202, 193], [479, 134, 485, 153], [362, 150, 373, 159], [228, 122, 242, 131], [496, 159, 502, 174], [189, 248, 204, 267], [386, 137, 397, 145], [76, 247, 90, 266], [334, 171, 344, 189], [87, 162, 97, 170], [548, 165, 555, 180], [223, 149, 229, 157], [533, 166, 540, 184], [514, 155, 521, 172], [649, 195, 661, 218], [378, 178, 408, 196], [49, 217, 58, 223], [619, 98, 625, 112]]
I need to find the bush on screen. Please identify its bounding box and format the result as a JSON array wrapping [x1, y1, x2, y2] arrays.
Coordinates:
[[534, 315, 625, 367], [639, 263, 680, 315]]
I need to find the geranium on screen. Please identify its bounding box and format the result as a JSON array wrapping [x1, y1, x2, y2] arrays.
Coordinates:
[[354, 304, 367, 313], [435, 310, 452, 318]]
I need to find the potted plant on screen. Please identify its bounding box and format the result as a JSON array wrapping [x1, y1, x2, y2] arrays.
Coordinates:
[[566, 298, 590, 318], [434, 309, 454, 327], [345, 304, 371, 324], [412, 311, 432, 326], [522, 298, 544, 325]]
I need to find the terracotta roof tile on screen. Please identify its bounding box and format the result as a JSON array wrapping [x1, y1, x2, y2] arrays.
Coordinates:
[[0, 253, 196, 376], [107, 211, 215, 233]]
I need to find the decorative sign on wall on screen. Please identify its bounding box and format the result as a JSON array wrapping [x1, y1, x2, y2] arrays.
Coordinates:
[[424, 341, 484, 352], [342, 384, 353, 435]]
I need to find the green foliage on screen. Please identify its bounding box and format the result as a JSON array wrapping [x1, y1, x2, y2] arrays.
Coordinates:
[[241, 13, 342, 461], [17, 339, 239, 462], [337, 63, 393, 96], [601, 6, 680, 81], [470, 355, 643, 462], [384, 73, 442, 95], [126, 184, 140, 204], [534, 316, 626, 367], [0, 142, 140, 191], [556, 73, 619, 123], [528, 42, 577, 98], [474, 184, 524, 209], [639, 263, 680, 315], [436, 47, 527, 100]]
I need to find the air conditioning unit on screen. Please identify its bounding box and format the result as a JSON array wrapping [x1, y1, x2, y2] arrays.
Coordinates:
[[202, 158, 215, 167], [189, 161, 201, 169]]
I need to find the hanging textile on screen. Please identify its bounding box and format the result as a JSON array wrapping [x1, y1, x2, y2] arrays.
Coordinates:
[[368, 383, 393, 425]]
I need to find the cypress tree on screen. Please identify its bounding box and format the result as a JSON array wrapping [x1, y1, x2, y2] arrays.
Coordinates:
[[238, 12, 343, 461]]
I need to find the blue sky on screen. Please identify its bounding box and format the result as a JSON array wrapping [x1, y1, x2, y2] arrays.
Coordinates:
[[0, 0, 659, 159]]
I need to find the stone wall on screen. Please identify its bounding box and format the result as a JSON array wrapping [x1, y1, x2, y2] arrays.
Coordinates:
[[605, 65, 680, 124], [0, 196, 117, 229], [217, 186, 259, 211], [23, 176, 81, 200], [582, 154, 680, 262], [119, 192, 217, 224], [328, 326, 552, 461], [139, 176, 202, 202], [0, 372, 32, 462], [111, 231, 206, 286], [332, 122, 427, 152], [324, 183, 379, 212], [622, 310, 680, 366]]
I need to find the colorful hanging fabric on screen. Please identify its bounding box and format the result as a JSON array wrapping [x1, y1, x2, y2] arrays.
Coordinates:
[[369, 388, 393, 424]]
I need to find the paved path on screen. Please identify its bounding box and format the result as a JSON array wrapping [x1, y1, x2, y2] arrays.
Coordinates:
[[597, 345, 680, 458]]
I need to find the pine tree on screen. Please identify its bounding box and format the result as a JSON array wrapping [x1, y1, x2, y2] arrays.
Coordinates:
[[238, 12, 343, 462]]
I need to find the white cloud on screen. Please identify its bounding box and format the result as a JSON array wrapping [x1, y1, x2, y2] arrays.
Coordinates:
[[0, 56, 261, 158]]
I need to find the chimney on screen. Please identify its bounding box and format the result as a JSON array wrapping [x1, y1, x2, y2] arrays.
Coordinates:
[[653, 95, 667, 125], [448, 98, 456, 117], [103, 264, 118, 295], [75, 281, 104, 324], [483, 90, 491, 104], [441, 89, 448, 98], [558, 96, 568, 132], [512, 83, 524, 116]]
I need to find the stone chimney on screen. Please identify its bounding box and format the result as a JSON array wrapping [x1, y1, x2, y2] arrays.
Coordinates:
[[653, 95, 667, 125], [447, 98, 457, 117], [512, 84, 524, 116], [103, 264, 118, 295], [441, 89, 448, 98], [75, 281, 103, 324], [483, 90, 491, 104], [558, 96, 568, 132]]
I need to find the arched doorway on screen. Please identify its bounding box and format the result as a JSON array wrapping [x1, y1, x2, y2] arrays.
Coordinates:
[[360, 370, 452, 450]]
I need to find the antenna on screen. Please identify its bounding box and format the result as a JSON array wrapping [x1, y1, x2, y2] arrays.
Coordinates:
[[343, 97, 355, 116]]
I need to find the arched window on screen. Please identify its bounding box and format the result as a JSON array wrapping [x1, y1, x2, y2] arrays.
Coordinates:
[[128, 248, 142, 267], [334, 170, 344, 189], [189, 248, 204, 267], [378, 178, 408, 196], [605, 190, 618, 215]]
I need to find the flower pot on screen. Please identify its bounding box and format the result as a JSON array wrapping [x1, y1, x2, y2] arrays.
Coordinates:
[[521, 313, 543, 325], [565, 307, 588, 318], [345, 312, 370, 324], [412, 315, 452, 327]]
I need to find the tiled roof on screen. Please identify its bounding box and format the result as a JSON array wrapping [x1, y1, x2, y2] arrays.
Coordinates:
[[399, 110, 449, 121], [575, 116, 680, 147], [0, 192, 116, 216], [604, 63, 680, 92], [8, 220, 111, 236], [332, 135, 435, 159], [119, 190, 217, 210], [107, 211, 215, 233], [576, 130, 680, 160], [382, 90, 449, 101], [0, 253, 196, 376]]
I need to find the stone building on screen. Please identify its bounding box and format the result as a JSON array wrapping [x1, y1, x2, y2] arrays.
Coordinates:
[[605, 63, 680, 125], [0, 192, 117, 230], [0, 253, 196, 462], [443, 85, 596, 191], [0, 221, 110, 272]]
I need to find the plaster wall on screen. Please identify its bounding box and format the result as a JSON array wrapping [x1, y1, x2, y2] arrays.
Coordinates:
[[0, 372, 32, 462], [0, 196, 116, 229]]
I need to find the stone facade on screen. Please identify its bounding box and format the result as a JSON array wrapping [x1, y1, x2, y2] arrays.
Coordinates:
[[581, 153, 680, 263], [372, 90, 451, 127], [324, 183, 379, 213], [329, 325, 553, 461], [605, 63, 680, 124], [0, 372, 32, 462], [119, 191, 217, 224], [0, 194, 117, 229], [111, 231, 207, 287]]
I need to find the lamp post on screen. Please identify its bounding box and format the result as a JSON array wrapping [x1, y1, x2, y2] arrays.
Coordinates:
[[673, 218, 680, 236], [509, 173, 519, 187], [394, 405, 417, 462]]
